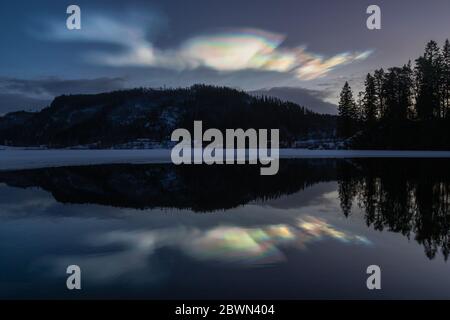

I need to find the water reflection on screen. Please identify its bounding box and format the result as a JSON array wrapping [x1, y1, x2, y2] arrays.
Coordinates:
[[0, 160, 336, 212], [337, 159, 450, 260], [44, 214, 369, 287], [2, 159, 450, 262], [2, 158, 450, 298], [297, 216, 371, 246]]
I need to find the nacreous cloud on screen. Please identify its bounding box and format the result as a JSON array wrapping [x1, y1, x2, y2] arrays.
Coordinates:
[[49, 16, 372, 80]]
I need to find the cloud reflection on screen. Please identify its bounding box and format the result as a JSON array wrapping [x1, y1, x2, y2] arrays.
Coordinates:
[[296, 216, 371, 247], [46, 215, 371, 283], [187, 225, 295, 265]]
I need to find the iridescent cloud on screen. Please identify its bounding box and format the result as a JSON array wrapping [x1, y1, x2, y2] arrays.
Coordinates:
[[49, 15, 372, 80], [295, 49, 372, 80], [180, 29, 289, 72], [180, 31, 372, 80]]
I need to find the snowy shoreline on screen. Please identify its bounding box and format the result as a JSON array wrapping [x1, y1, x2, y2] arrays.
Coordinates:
[[1, 148, 450, 171]]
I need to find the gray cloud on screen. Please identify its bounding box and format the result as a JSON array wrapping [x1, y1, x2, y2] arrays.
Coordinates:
[[249, 86, 338, 115], [0, 77, 126, 97], [0, 94, 51, 115], [0, 77, 126, 114]]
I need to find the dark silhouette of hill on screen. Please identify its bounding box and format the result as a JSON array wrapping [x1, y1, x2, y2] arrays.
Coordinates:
[[0, 84, 336, 148]]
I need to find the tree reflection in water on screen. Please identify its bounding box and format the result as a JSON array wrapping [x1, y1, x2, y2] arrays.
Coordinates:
[[337, 159, 450, 260]]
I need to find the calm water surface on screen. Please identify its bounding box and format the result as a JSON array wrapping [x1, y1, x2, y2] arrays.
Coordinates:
[[0, 159, 450, 299]]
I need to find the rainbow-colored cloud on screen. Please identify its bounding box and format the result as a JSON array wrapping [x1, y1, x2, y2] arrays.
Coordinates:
[[51, 15, 372, 80], [179, 29, 371, 80]]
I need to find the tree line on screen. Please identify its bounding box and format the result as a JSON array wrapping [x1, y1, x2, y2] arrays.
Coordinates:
[[338, 40, 450, 149]]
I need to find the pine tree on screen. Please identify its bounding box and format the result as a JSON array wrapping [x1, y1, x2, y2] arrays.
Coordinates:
[[373, 68, 386, 118], [362, 73, 378, 125], [338, 82, 357, 138], [441, 39, 450, 118], [415, 40, 442, 120], [356, 91, 364, 122], [383, 64, 413, 121]]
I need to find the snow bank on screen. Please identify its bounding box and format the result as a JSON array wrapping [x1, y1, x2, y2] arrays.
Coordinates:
[[1, 149, 450, 171], [0, 149, 172, 171]]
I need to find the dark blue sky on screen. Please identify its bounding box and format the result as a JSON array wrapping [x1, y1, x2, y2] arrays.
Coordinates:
[[1, 0, 450, 114]]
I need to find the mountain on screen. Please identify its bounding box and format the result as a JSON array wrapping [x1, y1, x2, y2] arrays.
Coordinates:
[[0, 84, 336, 148], [249, 87, 338, 115]]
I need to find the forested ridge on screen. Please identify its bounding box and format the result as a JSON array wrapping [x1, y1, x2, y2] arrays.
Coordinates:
[[0, 84, 336, 148], [338, 40, 450, 149]]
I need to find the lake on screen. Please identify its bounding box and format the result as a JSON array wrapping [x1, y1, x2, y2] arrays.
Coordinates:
[[1, 158, 450, 299]]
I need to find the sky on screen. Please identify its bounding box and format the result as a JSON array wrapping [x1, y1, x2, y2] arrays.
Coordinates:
[[1, 0, 450, 114]]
